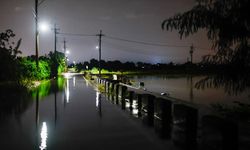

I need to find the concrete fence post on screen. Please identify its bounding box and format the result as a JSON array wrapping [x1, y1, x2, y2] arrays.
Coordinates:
[[145, 94, 155, 126], [128, 91, 134, 111], [158, 98, 172, 138], [137, 94, 142, 117], [121, 86, 127, 110]]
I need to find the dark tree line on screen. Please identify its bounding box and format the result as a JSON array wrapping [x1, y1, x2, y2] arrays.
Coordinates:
[[74, 58, 176, 72], [73, 58, 212, 73]]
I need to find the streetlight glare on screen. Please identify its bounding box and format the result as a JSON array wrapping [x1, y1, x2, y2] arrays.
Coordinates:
[[39, 22, 49, 32], [66, 50, 70, 54], [95, 46, 99, 49]]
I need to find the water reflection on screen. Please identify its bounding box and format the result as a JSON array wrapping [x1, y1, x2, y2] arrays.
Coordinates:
[[54, 91, 57, 127], [195, 73, 250, 96], [187, 75, 194, 102], [0, 78, 65, 149], [2, 75, 249, 150], [73, 76, 76, 87], [96, 91, 102, 117], [33, 77, 65, 149], [31, 77, 66, 100], [35, 89, 40, 128], [40, 122, 48, 150], [0, 85, 32, 122], [65, 78, 70, 103], [129, 74, 250, 105]]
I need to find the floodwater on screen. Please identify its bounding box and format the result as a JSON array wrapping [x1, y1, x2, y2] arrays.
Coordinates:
[[0, 75, 249, 150], [129, 74, 250, 105], [0, 76, 171, 150]]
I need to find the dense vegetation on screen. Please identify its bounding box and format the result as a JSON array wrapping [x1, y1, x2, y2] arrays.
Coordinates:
[[0, 29, 66, 87]]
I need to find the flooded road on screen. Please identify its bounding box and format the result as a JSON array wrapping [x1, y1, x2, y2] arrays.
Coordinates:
[[1, 75, 249, 150], [0, 76, 171, 150]]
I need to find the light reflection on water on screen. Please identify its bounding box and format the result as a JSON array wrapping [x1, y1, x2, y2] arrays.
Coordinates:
[[65, 78, 70, 103], [40, 122, 48, 150], [73, 77, 76, 87], [96, 91, 100, 108], [96, 91, 102, 117]]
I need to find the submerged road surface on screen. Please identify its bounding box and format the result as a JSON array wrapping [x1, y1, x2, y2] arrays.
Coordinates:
[[0, 76, 174, 150]]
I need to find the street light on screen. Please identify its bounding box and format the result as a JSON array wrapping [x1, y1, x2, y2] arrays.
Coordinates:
[[38, 22, 49, 32]]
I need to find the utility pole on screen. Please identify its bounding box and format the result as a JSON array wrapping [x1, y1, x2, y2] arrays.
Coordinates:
[[53, 24, 60, 53], [63, 38, 68, 72], [51, 24, 60, 78], [35, 0, 39, 70], [190, 44, 194, 64], [63, 38, 66, 54], [97, 30, 104, 77]]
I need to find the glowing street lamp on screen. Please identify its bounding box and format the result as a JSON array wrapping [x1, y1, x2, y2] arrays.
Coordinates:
[[66, 50, 70, 54], [38, 22, 49, 32]]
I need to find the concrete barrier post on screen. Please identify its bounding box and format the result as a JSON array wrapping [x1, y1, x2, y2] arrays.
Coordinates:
[[129, 91, 134, 111], [137, 94, 142, 117], [173, 104, 198, 149], [121, 86, 127, 110], [111, 82, 115, 94], [146, 94, 155, 126], [104, 80, 107, 92], [115, 84, 119, 104], [159, 98, 172, 138]]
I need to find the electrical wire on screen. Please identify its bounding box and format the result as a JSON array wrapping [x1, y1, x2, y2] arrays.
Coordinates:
[[58, 32, 96, 37], [57, 31, 211, 51], [105, 35, 189, 48], [38, 0, 46, 6]]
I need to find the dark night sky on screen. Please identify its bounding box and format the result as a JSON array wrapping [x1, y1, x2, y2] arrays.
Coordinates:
[[0, 0, 213, 63]]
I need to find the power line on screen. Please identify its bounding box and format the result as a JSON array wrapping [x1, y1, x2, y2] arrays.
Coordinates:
[[105, 35, 189, 48], [105, 35, 212, 51], [57, 31, 211, 51], [58, 32, 96, 37], [38, 0, 46, 6]]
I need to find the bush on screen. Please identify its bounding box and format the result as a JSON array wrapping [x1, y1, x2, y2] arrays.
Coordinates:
[[18, 58, 51, 80]]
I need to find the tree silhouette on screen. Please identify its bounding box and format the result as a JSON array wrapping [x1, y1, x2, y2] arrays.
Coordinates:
[[162, 0, 250, 68], [48, 51, 66, 78], [0, 29, 22, 82]]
